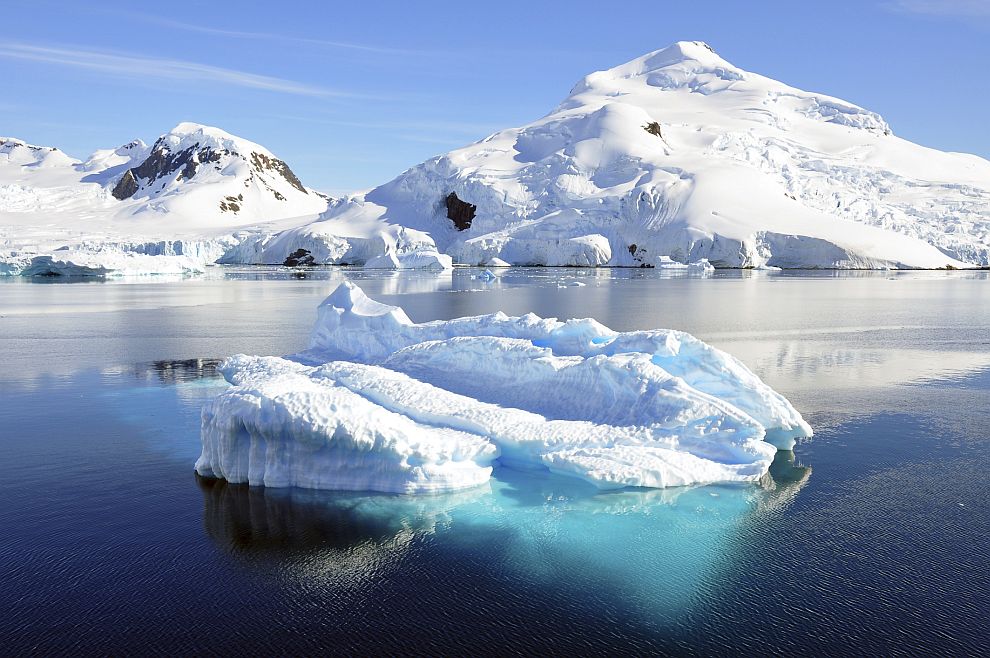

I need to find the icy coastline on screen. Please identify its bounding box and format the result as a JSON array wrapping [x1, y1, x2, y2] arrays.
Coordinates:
[[5, 43, 990, 275]]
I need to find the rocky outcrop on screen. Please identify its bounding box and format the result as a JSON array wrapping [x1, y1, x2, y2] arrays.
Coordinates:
[[283, 248, 315, 267], [644, 121, 663, 137], [250, 152, 306, 193], [445, 192, 476, 231], [111, 140, 226, 200], [219, 194, 243, 213], [111, 170, 139, 200], [111, 135, 308, 203]]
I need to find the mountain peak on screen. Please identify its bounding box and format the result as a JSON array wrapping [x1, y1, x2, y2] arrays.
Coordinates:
[[109, 122, 315, 210], [160, 122, 272, 158], [114, 139, 147, 155], [569, 41, 742, 98], [634, 41, 727, 70], [0, 137, 77, 168], [169, 122, 231, 138]]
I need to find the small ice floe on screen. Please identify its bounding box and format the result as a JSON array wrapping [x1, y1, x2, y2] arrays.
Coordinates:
[[655, 256, 715, 274], [557, 279, 587, 288], [472, 269, 498, 282]]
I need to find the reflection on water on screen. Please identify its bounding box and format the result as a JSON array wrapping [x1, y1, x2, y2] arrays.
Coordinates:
[[3, 269, 990, 654], [198, 453, 811, 555], [3, 267, 988, 385], [133, 358, 224, 385], [197, 451, 811, 615], [198, 475, 491, 556]]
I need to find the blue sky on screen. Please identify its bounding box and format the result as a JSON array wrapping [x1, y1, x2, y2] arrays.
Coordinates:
[[2, 0, 988, 194]]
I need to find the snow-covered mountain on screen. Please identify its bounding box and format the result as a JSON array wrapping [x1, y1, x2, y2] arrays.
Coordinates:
[[104, 123, 328, 223], [254, 41, 988, 269], [0, 123, 330, 273], [3, 42, 989, 274]]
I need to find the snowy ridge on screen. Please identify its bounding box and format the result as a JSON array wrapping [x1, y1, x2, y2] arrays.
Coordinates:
[[269, 40, 986, 269], [0, 123, 331, 276], [196, 282, 812, 493], [107, 122, 322, 222]]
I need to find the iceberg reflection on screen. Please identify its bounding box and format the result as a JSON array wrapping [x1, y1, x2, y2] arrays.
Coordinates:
[[198, 452, 810, 616]]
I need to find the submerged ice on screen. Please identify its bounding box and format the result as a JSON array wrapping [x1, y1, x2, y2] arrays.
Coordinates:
[[196, 282, 812, 493]]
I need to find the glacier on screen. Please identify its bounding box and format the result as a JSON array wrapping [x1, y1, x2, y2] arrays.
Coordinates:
[[196, 282, 812, 493]]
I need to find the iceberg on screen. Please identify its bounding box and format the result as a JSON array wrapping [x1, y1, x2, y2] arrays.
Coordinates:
[[196, 282, 812, 493], [363, 249, 453, 271], [14, 250, 205, 277]]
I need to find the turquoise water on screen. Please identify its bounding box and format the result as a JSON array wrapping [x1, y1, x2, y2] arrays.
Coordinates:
[[1, 268, 988, 653]]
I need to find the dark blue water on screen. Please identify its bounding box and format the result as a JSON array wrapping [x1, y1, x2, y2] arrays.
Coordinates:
[[1, 268, 988, 655]]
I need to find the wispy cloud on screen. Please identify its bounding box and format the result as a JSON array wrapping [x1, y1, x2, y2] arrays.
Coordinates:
[[0, 42, 376, 99], [268, 113, 500, 137], [884, 0, 990, 16], [263, 114, 500, 149], [135, 15, 414, 56]]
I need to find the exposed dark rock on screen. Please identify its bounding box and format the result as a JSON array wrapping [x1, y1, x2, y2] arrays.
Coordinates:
[[283, 248, 315, 267], [134, 141, 223, 183], [109, 136, 307, 202], [628, 243, 649, 265], [644, 121, 663, 137], [219, 195, 242, 213], [112, 170, 139, 200], [445, 192, 476, 231], [112, 139, 228, 199], [250, 152, 306, 193]]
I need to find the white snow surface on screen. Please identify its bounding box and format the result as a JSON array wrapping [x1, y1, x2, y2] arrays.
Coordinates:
[[295, 41, 988, 268], [363, 249, 453, 271], [197, 282, 812, 493], [6, 42, 988, 271], [0, 123, 329, 275]]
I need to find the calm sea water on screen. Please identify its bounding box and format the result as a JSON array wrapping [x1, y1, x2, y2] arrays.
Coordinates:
[[1, 268, 988, 655]]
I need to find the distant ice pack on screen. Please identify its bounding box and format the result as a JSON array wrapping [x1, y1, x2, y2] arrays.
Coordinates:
[[196, 282, 812, 493]]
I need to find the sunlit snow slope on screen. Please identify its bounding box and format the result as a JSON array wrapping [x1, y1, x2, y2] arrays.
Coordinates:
[[3, 42, 988, 271], [300, 41, 988, 268]]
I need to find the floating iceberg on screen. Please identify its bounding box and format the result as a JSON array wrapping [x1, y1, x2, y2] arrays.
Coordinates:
[[197, 282, 811, 493], [557, 279, 587, 288], [363, 249, 452, 271], [654, 257, 715, 273], [13, 250, 206, 277]]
